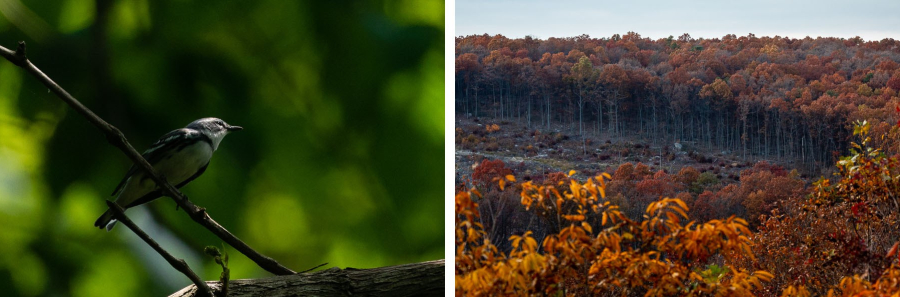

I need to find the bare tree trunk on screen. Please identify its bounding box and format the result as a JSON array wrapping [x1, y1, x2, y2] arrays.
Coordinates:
[[545, 92, 551, 130]]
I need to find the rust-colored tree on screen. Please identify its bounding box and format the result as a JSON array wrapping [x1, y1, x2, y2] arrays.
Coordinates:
[[750, 121, 900, 296], [471, 159, 513, 190]]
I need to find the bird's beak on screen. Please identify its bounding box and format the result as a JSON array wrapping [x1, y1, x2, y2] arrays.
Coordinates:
[[227, 125, 243, 131]]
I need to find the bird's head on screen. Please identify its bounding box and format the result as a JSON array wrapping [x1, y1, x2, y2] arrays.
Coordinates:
[[187, 117, 242, 150]]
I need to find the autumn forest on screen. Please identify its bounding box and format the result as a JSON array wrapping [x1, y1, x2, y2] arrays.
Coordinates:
[[455, 33, 900, 296], [456, 33, 900, 170]]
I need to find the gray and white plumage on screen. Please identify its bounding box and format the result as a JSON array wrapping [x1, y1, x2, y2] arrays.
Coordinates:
[[94, 117, 242, 231]]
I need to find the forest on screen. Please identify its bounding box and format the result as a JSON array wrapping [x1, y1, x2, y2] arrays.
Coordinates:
[[455, 33, 900, 296], [455, 33, 900, 172]]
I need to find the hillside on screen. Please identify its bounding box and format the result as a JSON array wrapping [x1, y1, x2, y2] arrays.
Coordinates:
[[455, 33, 900, 172]]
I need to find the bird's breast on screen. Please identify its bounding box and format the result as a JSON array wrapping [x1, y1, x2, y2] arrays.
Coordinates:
[[115, 140, 214, 205], [151, 141, 214, 185]]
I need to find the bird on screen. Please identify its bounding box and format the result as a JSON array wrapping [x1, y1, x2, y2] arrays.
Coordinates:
[[94, 117, 242, 231]]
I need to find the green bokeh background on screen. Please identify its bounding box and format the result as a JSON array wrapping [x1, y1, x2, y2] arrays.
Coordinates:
[[0, 0, 444, 296]]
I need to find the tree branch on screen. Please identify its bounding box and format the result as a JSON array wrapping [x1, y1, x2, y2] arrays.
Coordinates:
[[169, 260, 445, 297], [0, 41, 296, 275], [105, 201, 214, 297]]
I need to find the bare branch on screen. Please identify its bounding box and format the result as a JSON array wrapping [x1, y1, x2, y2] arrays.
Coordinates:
[[105, 201, 214, 297], [0, 41, 296, 275], [170, 260, 445, 297]]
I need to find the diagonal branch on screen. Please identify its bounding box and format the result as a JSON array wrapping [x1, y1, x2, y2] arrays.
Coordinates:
[[0, 41, 296, 275], [106, 201, 214, 297]]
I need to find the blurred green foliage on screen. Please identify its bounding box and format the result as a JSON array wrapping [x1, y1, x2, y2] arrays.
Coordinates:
[[0, 0, 444, 296]]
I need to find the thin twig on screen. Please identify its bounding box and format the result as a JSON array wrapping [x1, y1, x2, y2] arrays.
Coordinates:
[[298, 262, 328, 274], [0, 42, 297, 275], [106, 201, 214, 297]]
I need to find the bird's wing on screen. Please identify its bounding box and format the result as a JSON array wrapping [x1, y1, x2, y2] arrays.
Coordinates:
[[176, 161, 210, 189], [110, 128, 202, 196], [122, 162, 209, 209]]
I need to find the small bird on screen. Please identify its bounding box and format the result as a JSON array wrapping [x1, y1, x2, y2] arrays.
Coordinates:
[[94, 117, 242, 231]]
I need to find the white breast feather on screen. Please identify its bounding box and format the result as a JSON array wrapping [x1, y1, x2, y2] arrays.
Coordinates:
[[115, 141, 214, 205]]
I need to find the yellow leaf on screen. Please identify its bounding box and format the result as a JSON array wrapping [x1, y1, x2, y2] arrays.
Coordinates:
[[673, 206, 688, 219], [499, 180, 505, 191], [525, 237, 537, 251], [646, 201, 656, 214], [602, 212, 608, 226], [471, 188, 482, 198], [754, 270, 774, 281], [568, 170, 576, 177], [510, 235, 521, 249], [505, 175, 516, 182], [750, 277, 762, 288], [665, 212, 679, 224], [564, 214, 586, 221]]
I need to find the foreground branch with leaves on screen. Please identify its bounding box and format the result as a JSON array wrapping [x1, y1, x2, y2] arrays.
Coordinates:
[[456, 172, 772, 296], [754, 120, 900, 296], [457, 129, 900, 296]]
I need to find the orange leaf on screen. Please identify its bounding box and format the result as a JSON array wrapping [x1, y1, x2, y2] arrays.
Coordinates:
[[887, 241, 899, 258], [563, 214, 585, 221]]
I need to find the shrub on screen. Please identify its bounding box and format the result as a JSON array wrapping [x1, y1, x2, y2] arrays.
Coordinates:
[[748, 121, 900, 295], [472, 159, 513, 189], [695, 171, 720, 191], [456, 174, 772, 296]]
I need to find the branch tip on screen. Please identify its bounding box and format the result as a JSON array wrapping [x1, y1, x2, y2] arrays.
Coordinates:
[[299, 262, 328, 274]]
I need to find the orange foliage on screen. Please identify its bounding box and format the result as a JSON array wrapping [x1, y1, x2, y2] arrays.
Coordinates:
[[749, 121, 900, 295], [456, 173, 772, 296]]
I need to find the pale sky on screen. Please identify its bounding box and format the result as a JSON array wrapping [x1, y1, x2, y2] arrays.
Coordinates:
[[456, 0, 900, 41]]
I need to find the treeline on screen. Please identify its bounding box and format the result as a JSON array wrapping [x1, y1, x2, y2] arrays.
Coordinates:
[[455, 33, 900, 170]]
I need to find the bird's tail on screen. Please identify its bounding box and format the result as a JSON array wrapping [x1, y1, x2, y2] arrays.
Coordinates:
[[94, 209, 118, 231]]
